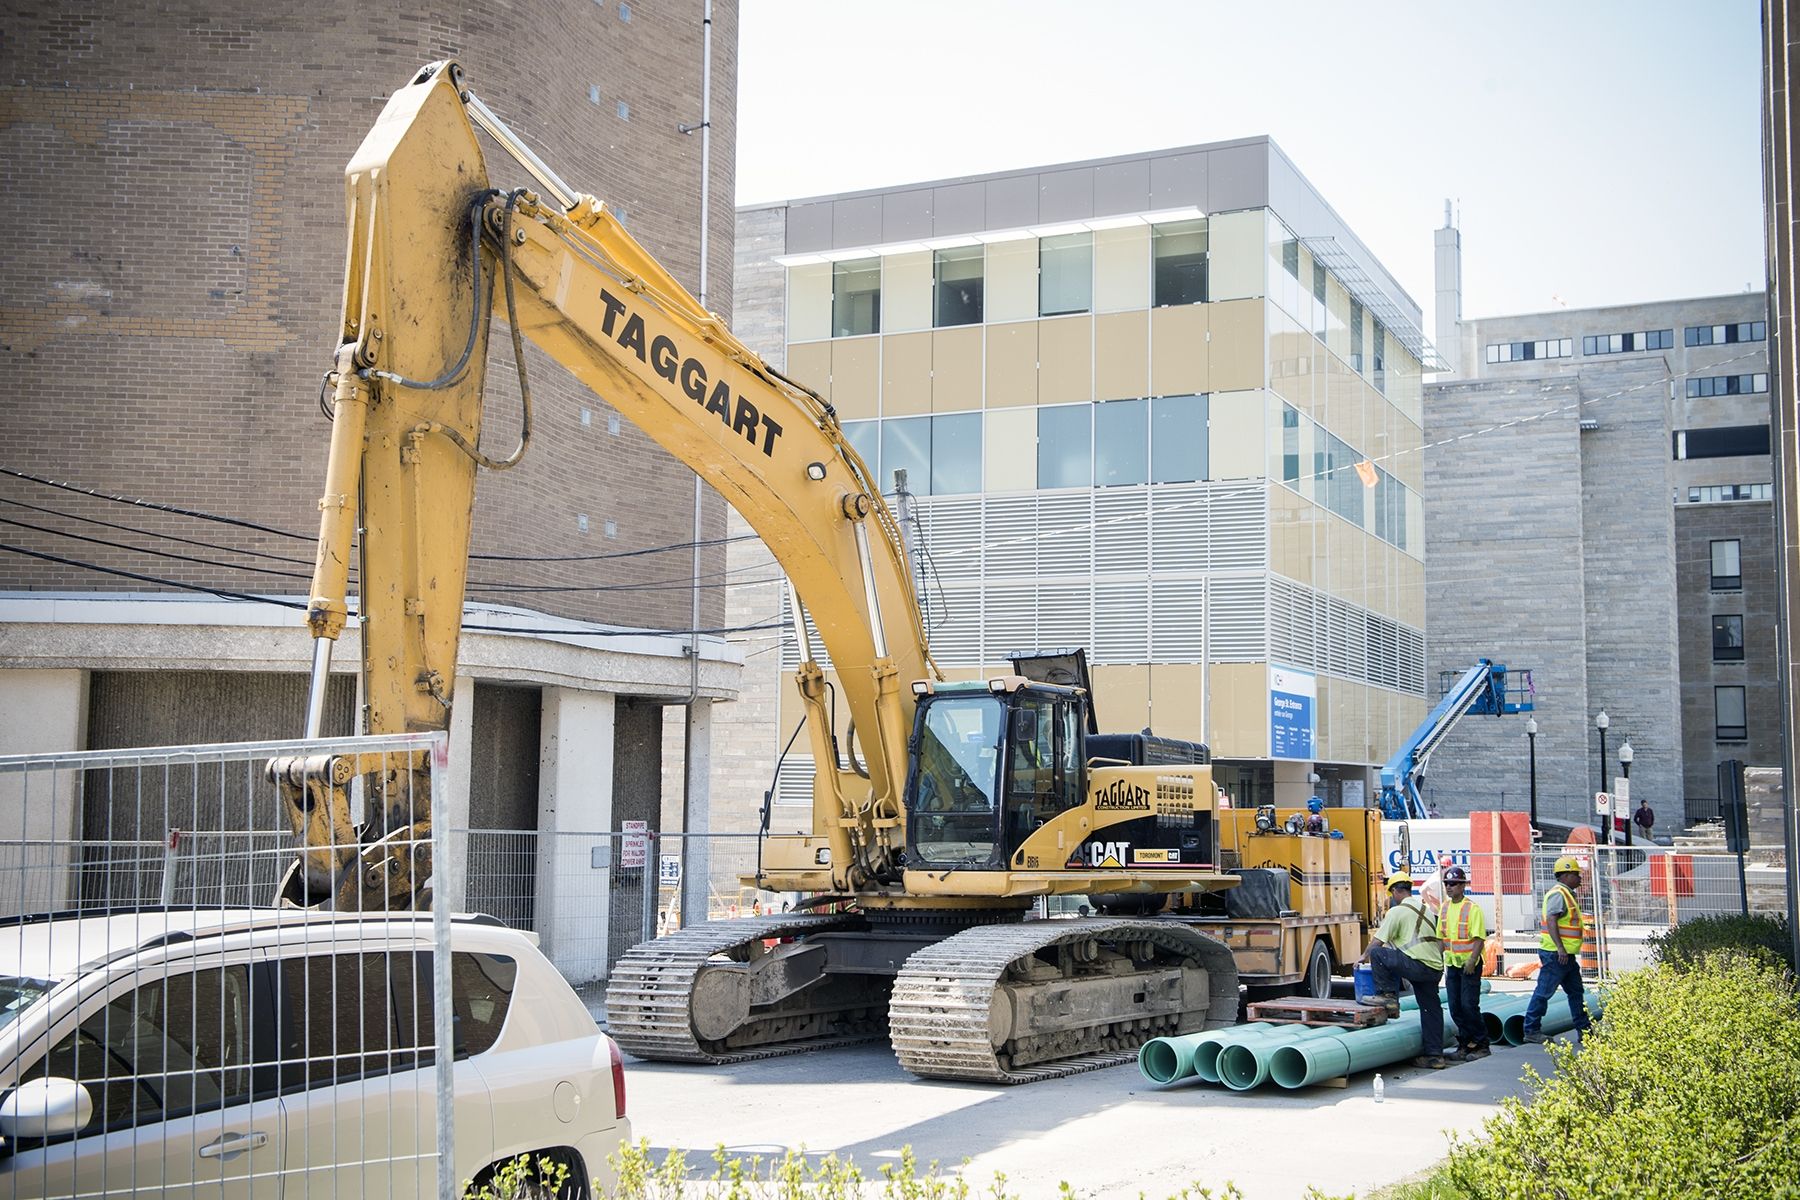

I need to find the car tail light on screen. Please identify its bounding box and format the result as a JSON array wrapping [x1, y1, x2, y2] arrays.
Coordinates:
[[608, 1035, 627, 1119]]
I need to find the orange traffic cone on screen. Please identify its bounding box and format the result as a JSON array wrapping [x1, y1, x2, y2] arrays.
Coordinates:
[[1579, 914, 1599, 976]]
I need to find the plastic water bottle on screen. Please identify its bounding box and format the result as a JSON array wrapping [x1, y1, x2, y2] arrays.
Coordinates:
[[1373, 1073, 1385, 1103]]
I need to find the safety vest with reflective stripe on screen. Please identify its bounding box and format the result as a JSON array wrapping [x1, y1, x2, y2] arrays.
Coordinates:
[[1390, 897, 1443, 968], [1537, 882, 1584, 953], [1439, 896, 1487, 966]]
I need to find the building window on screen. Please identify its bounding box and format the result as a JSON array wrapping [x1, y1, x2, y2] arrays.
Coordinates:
[[1715, 685, 1747, 741], [1688, 483, 1772, 503], [933, 246, 984, 327], [1674, 424, 1772, 460], [1151, 393, 1208, 483], [1685, 374, 1770, 398], [1094, 398, 1148, 487], [1487, 338, 1574, 364], [844, 419, 880, 480], [1711, 539, 1742, 591], [1372, 322, 1386, 393], [832, 258, 880, 337], [1151, 219, 1208, 306], [1581, 329, 1672, 355], [1350, 300, 1364, 372], [1037, 403, 1092, 488], [1281, 404, 1302, 485], [1713, 614, 1745, 662], [1039, 232, 1093, 317], [874, 413, 982, 497], [1685, 321, 1766, 346]]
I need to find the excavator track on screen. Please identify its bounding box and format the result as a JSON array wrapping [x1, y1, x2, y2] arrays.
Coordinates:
[[605, 913, 889, 1064], [888, 918, 1238, 1084]]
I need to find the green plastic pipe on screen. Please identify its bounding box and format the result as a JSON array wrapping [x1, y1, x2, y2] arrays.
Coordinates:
[[1397, 979, 1492, 1012], [1478, 994, 1533, 1043], [1218, 1024, 1344, 1091], [1138, 1022, 1279, 1085], [1502, 990, 1606, 1045], [1266, 1010, 1459, 1090]]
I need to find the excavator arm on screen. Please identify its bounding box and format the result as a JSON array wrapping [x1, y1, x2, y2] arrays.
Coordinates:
[[270, 61, 933, 908]]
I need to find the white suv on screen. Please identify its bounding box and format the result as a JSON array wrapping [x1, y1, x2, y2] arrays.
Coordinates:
[[0, 909, 629, 1198]]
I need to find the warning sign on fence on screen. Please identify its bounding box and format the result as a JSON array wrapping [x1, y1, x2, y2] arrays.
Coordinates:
[[621, 820, 649, 869], [659, 854, 682, 885]]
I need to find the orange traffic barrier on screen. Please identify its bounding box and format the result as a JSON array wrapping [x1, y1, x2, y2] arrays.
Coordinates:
[[1482, 937, 1502, 977], [1579, 914, 1599, 976], [1506, 956, 1541, 980]]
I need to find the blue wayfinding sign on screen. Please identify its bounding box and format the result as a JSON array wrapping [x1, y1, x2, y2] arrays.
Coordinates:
[[1269, 665, 1316, 760]]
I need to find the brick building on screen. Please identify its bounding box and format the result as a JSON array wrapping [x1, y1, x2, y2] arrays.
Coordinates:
[[0, 3, 744, 933]]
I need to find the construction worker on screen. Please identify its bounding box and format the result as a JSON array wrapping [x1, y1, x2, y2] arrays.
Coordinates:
[[1438, 865, 1491, 1059], [1521, 855, 1593, 1044], [1357, 872, 1452, 1069], [1302, 796, 1330, 835]]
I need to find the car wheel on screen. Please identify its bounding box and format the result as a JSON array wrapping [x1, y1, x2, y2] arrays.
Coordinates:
[[469, 1147, 590, 1200], [1302, 938, 1333, 999]]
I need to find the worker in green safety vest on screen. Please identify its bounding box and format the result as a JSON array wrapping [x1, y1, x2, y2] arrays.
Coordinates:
[[1437, 865, 1491, 1059], [1358, 872, 1452, 1070], [1522, 855, 1593, 1043]]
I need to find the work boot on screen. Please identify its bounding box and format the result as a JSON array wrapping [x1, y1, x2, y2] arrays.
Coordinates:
[[1411, 1055, 1449, 1070], [1464, 1043, 1492, 1060], [1522, 1030, 1547, 1044]]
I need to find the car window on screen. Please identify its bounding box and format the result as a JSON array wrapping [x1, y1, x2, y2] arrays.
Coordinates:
[[18, 965, 254, 1136], [0, 975, 52, 1032], [275, 950, 516, 1091]]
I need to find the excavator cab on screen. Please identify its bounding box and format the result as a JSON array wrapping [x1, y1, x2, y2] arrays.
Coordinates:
[[904, 681, 1087, 870]]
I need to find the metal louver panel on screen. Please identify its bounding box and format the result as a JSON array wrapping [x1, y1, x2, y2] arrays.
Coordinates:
[[928, 583, 984, 666], [1150, 484, 1207, 571], [983, 495, 1038, 577], [1206, 576, 1267, 660], [1093, 579, 1150, 662], [773, 754, 814, 808], [1149, 577, 1205, 662], [1208, 483, 1268, 570], [1094, 488, 1151, 572], [1036, 493, 1092, 577]]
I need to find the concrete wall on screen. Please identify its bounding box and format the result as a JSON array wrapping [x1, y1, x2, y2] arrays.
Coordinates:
[[0, 669, 87, 915]]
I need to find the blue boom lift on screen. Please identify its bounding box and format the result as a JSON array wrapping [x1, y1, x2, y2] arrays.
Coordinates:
[[1378, 659, 1534, 820]]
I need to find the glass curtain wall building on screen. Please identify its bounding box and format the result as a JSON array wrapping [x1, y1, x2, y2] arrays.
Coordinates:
[[728, 138, 1430, 813]]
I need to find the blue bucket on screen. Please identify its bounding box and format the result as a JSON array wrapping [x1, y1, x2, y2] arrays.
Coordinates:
[[1353, 963, 1375, 1002]]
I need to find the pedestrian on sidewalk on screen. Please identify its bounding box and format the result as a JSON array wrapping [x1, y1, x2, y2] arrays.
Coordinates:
[[1358, 872, 1452, 1069], [1522, 855, 1593, 1044], [1633, 800, 1655, 842], [1437, 865, 1491, 1059]]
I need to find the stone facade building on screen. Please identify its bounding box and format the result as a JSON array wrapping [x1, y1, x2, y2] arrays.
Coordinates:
[[1425, 246, 1775, 825]]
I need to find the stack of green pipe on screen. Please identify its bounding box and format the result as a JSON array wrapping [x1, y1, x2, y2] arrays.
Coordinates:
[[1398, 978, 1491, 1011], [1498, 989, 1607, 1045], [1266, 1010, 1457, 1090], [1138, 1022, 1279, 1086], [1217, 1024, 1345, 1091]]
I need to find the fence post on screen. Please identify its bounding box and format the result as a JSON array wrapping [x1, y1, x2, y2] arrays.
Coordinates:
[[158, 828, 181, 907], [643, 832, 660, 945], [431, 734, 456, 1200]]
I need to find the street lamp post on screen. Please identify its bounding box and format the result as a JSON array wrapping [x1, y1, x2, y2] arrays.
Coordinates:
[[1619, 741, 1635, 847], [1526, 716, 1540, 831], [1596, 710, 1610, 843]]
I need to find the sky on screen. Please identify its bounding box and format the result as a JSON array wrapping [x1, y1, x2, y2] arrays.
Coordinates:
[[734, 0, 1767, 342]]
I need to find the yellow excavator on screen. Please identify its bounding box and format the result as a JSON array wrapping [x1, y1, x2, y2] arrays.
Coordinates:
[[271, 61, 1252, 1084]]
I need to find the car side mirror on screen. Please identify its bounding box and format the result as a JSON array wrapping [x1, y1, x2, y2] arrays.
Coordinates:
[[1009, 710, 1036, 744], [0, 1077, 94, 1139]]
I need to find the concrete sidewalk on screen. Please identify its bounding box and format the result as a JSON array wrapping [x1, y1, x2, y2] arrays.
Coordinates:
[[624, 1033, 1562, 1199]]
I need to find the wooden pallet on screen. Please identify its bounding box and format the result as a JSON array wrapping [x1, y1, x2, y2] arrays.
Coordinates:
[[1244, 997, 1389, 1028]]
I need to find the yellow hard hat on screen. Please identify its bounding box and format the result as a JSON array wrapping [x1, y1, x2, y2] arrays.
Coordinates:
[[1553, 856, 1583, 875], [1386, 872, 1415, 890]]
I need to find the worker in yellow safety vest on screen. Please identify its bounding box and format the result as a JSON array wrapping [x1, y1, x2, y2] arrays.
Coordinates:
[[1357, 873, 1452, 1069], [1521, 855, 1593, 1044], [1437, 865, 1491, 1059]]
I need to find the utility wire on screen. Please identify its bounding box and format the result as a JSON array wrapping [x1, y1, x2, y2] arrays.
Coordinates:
[[0, 543, 786, 640]]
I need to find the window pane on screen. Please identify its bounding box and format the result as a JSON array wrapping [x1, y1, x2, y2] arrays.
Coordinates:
[[1713, 614, 1745, 661], [1039, 232, 1093, 316], [931, 412, 982, 495], [880, 415, 931, 495], [1094, 398, 1148, 486], [1715, 685, 1747, 737], [934, 246, 984, 327], [1037, 403, 1092, 488], [843, 419, 880, 478], [832, 258, 881, 337], [1152, 219, 1209, 306], [1153, 393, 1208, 483]]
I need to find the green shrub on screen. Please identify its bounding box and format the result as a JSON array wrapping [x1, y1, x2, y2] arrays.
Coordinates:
[[1440, 952, 1800, 1199], [1649, 912, 1793, 974]]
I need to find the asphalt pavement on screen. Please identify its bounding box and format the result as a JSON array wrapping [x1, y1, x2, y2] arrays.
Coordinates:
[[623, 1028, 1564, 1200]]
